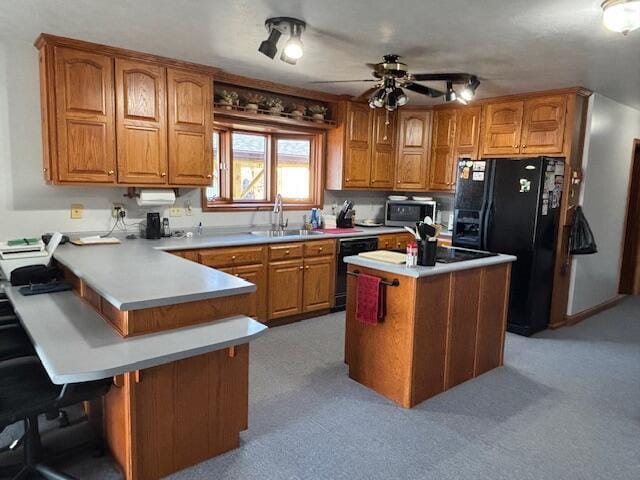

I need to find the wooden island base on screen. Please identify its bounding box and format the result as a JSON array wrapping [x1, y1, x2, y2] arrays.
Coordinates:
[[345, 262, 511, 408]]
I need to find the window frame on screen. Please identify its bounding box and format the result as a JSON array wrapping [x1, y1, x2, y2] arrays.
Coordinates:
[[203, 123, 324, 211]]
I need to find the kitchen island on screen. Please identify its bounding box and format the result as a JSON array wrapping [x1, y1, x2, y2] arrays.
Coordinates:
[[344, 252, 516, 408]]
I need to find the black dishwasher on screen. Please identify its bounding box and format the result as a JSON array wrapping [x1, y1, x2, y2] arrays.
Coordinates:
[[333, 236, 379, 310]]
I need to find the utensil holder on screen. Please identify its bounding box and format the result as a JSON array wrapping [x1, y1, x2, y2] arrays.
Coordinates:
[[418, 239, 437, 266]]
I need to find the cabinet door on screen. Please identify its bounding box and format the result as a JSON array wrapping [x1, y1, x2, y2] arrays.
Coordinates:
[[303, 256, 334, 313], [115, 59, 168, 184], [234, 263, 267, 321], [343, 103, 372, 188], [378, 234, 397, 250], [428, 109, 457, 191], [455, 106, 481, 160], [54, 47, 116, 183], [395, 110, 432, 190], [268, 259, 303, 320], [520, 95, 567, 154], [370, 109, 395, 188], [167, 68, 213, 186], [481, 101, 524, 156]]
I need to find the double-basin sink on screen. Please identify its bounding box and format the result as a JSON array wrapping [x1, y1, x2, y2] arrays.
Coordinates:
[[250, 229, 325, 238]]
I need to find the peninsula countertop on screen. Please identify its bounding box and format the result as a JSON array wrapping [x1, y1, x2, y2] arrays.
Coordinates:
[[52, 226, 449, 311], [4, 285, 267, 384], [344, 252, 517, 278]]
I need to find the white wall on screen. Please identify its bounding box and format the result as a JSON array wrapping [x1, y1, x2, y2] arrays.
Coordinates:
[[0, 37, 454, 239], [567, 93, 640, 315]]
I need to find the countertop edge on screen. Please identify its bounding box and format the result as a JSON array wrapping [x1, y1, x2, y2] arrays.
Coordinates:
[[343, 254, 517, 278]]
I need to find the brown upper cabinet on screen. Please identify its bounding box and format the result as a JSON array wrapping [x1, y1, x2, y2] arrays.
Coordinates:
[[481, 95, 567, 157], [395, 110, 432, 190], [167, 68, 213, 186], [53, 47, 117, 184], [115, 59, 167, 184], [326, 101, 396, 189], [37, 36, 214, 187], [454, 105, 482, 160], [428, 109, 457, 191]]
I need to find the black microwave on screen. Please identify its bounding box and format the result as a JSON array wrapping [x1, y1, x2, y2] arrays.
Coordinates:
[[385, 200, 437, 227]]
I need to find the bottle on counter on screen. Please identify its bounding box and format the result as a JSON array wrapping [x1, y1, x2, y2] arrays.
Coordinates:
[[162, 217, 171, 237], [406, 241, 418, 267], [310, 208, 319, 229]]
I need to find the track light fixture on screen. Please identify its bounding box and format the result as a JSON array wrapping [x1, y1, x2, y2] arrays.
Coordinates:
[[258, 17, 306, 64], [444, 81, 457, 102]]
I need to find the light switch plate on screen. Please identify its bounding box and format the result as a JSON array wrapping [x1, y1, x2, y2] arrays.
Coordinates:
[[169, 207, 183, 217], [70, 204, 83, 219]]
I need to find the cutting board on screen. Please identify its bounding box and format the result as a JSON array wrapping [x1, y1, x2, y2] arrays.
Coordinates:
[[358, 250, 406, 264]]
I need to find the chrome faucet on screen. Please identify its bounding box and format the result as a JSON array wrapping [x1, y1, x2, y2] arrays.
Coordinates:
[[272, 193, 288, 230]]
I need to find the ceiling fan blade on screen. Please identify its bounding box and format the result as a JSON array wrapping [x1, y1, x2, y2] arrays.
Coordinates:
[[309, 79, 377, 84], [411, 73, 473, 82], [404, 83, 444, 98], [353, 86, 379, 102]]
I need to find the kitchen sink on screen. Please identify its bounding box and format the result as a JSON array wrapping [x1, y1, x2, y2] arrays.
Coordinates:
[[250, 229, 325, 237]]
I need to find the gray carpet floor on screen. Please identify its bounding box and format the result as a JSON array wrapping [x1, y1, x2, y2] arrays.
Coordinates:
[[3, 297, 640, 479]]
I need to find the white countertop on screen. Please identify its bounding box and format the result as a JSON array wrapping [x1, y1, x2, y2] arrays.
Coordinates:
[[344, 252, 517, 278], [54, 242, 256, 311], [53, 226, 450, 311], [5, 286, 267, 384]]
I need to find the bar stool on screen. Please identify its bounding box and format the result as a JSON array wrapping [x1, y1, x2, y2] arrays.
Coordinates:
[[0, 356, 111, 480], [0, 324, 35, 361]]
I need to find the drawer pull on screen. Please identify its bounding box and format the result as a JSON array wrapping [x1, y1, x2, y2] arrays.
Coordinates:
[[299, 266, 304, 270], [318, 247, 323, 252], [285, 250, 290, 254], [231, 255, 236, 260]]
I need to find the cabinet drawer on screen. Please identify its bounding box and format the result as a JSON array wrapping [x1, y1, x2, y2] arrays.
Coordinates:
[[198, 246, 264, 268], [269, 243, 303, 261], [303, 239, 336, 257], [377, 234, 397, 250]]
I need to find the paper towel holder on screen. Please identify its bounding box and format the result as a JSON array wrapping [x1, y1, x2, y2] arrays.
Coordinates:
[[124, 187, 182, 200]]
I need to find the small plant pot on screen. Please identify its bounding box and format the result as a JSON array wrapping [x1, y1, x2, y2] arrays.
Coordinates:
[[312, 113, 325, 123], [245, 103, 259, 112], [269, 107, 284, 116], [219, 101, 233, 110], [291, 110, 304, 119]]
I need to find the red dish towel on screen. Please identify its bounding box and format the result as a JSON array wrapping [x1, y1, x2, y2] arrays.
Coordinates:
[[356, 274, 385, 325]]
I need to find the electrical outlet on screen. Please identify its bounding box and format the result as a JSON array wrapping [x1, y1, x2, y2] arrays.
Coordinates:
[[169, 207, 183, 217], [111, 203, 126, 218], [70, 204, 83, 219], [185, 201, 193, 216]]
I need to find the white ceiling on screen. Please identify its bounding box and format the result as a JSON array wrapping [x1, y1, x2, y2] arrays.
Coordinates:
[[2, 0, 640, 108]]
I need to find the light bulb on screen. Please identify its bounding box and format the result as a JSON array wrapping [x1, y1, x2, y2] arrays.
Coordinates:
[[602, 0, 640, 34], [283, 37, 304, 59], [460, 86, 475, 101]]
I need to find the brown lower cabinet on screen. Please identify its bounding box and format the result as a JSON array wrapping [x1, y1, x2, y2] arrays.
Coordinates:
[[377, 233, 415, 251], [175, 239, 336, 324]]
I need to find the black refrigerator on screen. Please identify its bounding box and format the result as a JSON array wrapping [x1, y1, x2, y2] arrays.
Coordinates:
[[452, 157, 564, 336]]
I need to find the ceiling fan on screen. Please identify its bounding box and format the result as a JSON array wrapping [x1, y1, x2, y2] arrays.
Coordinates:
[[312, 54, 480, 110]]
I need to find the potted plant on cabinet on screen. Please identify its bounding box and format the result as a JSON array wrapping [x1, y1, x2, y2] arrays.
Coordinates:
[[243, 93, 265, 113], [308, 105, 328, 122], [218, 90, 238, 110], [289, 103, 307, 119], [264, 97, 284, 116]]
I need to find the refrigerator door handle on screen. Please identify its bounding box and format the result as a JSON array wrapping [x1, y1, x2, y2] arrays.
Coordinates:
[[482, 203, 494, 251]]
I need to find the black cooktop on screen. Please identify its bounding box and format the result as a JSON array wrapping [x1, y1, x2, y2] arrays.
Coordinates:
[[436, 246, 498, 264]]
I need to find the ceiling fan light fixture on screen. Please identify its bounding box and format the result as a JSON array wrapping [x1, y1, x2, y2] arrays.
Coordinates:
[[393, 87, 409, 106], [602, 0, 640, 34], [369, 88, 386, 108], [385, 89, 398, 110]]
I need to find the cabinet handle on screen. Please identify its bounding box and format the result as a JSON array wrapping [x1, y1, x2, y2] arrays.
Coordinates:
[[108, 170, 114, 175], [285, 250, 290, 255], [305, 266, 310, 270], [43, 168, 47, 173], [513, 145, 518, 148], [234, 273, 239, 277], [346, 178, 351, 181], [522, 144, 527, 148], [161, 172, 166, 177], [299, 266, 304, 270], [207, 174, 213, 178], [318, 247, 323, 252], [231, 255, 236, 260]]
